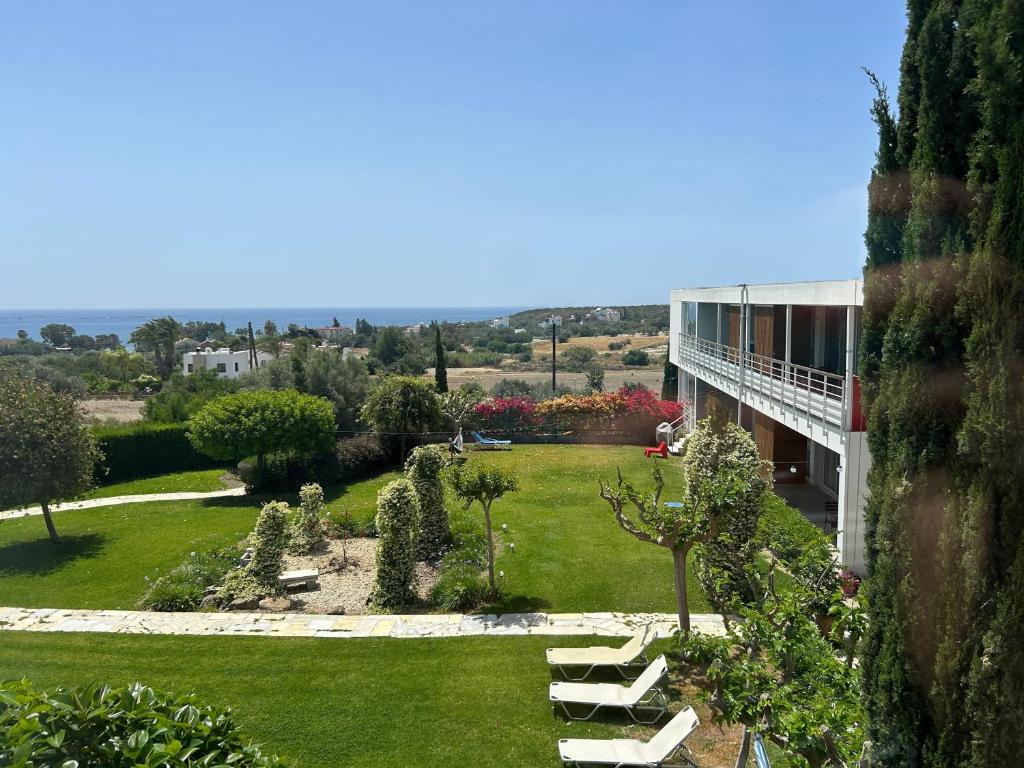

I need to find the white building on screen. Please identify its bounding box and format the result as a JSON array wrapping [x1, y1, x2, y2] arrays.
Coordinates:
[[590, 306, 622, 323], [490, 316, 510, 329], [669, 279, 869, 573], [316, 326, 352, 342], [183, 348, 272, 379], [538, 315, 563, 329]]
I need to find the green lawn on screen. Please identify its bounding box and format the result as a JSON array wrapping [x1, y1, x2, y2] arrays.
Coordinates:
[[0, 445, 707, 613], [0, 632, 644, 768], [82, 469, 232, 499]]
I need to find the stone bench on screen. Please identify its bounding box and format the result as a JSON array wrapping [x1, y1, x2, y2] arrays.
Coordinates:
[[279, 569, 319, 591]]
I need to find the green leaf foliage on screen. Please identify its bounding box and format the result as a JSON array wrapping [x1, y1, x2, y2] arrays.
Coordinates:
[[0, 679, 285, 766], [288, 483, 327, 555], [187, 389, 335, 463], [219, 501, 290, 602], [405, 445, 450, 560], [0, 374, 103, 511], [860, 2, 1024, 765], [371, 478, 419, 611], [93, 422, 221, 482]]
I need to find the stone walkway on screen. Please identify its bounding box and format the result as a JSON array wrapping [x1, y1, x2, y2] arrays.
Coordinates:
[[0, 487, 248, 521], [0, 606, 725, 640]]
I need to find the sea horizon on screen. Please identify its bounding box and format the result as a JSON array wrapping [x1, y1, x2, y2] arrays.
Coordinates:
[[0, 306, 528, 342]]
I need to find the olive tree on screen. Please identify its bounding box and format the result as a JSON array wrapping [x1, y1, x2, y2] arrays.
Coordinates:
[[600, 455, 764, 635], [187, 390, 335, 474], [450, 463, 519, 593], [0, 375, 103, 542]]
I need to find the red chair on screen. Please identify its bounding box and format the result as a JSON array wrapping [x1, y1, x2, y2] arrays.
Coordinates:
[[645, 442, 668, 459]]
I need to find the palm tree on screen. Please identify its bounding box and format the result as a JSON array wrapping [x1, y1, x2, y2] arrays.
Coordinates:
[[130, 316, 182, 378]]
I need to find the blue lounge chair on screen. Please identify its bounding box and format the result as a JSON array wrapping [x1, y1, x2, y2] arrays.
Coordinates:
[[471, 431, 511, 450]]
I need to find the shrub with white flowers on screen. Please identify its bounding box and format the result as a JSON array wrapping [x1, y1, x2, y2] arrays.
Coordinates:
[[289, 483, 326, 554], [370, 479, 419, 611], [219, 500, 290, 603], [404, 445, 450, 560]]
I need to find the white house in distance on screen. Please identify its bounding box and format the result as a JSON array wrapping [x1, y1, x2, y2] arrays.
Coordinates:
[[668, 279, 869, 573], [589, 306, 621, 323], [183, 348, 272, 379], [538, 315, 563, 329], [490, 316, 510, 329]]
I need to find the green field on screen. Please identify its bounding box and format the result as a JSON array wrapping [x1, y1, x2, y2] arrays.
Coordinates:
[[0, 445, 706, 613]]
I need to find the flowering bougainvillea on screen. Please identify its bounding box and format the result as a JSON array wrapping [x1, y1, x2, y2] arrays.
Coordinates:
[[473, 385, 685, 441]]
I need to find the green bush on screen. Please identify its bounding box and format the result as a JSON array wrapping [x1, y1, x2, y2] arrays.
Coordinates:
[[288, 483, 326, 554], [430, 563, 492, 612], [370, 479, 419, 611], [0, 679, 285, 767], [219, 501, 289, 603], [139, 546, 241, 611], [621, 349, 650, 366], [405, 445, 450, 560], [333, 434, 390, 481], [93, 422, 221, 483]]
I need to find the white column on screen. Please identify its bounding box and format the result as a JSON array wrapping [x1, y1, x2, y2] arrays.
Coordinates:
[[716, 304, 722, 345], [843, 305, 856, 430], [784, 305, 792, 363], [838, 433, 871, 575]]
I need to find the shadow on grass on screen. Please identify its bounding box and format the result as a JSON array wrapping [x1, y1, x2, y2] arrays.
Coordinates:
[[0, 532, 108, 577], [482, 594, 552, 613]]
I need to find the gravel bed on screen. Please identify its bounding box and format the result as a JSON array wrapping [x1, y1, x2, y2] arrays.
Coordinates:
[[280, 538, 439, 615]]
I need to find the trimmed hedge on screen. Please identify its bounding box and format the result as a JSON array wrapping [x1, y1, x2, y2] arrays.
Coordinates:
[[93, 422, 221, 483]]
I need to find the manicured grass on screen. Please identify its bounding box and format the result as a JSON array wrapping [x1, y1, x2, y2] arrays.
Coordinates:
[[82, 469, 232, 499], [0, 445, 707, 614], [0, 633, 636, 768], [0, 498, 258, 609]]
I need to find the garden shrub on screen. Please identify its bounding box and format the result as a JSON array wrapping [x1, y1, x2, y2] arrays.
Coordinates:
[[430, 563, 492, 612], [219, 501, 290, 602], [333, 434, 390, 481], [93, 422, 220, 483], [621, 348, 649, 366], [139, 546, 241, 611], [288, 483, 326, 554], [238, 451, 317, 492], [0, 679, 285, 767], [405, 445, 450, 560], [370, 479, 419, 611]]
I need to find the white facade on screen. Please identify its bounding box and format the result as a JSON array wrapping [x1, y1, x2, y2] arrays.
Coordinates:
[[590, 306, 621, 322], [538, 315, 563, 329], [669, 279, 870, 573], [490, 316, 510, 329], [183, 348, 272, 379]]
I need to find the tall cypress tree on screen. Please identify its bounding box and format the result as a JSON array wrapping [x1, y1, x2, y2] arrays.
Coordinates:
[[861, 1, 1024, 766], [433, 323, 448, 393]]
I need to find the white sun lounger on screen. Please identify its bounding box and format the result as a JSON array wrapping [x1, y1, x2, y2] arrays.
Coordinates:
[[546, 627, 656, 681], [557, 705, 700, 767], [549, 655, 669, 723]]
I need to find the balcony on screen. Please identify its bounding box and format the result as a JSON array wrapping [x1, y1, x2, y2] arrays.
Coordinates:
[[677, 333, 847, 431]]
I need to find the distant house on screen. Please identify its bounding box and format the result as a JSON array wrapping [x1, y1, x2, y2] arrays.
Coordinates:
[[537, 315, 563, 329], [183, 348, 272, 379], [405, 323, 427, 335], [0, 338, 18, 348], [588, 307, 621, 323], [174, 337, 200, 352], [490, 316, 509, 329], [316, 325, 352, 342]]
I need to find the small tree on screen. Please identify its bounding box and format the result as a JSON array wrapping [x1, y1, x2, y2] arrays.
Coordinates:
[[360, 376, 441, 458], [440, 387, 483, 433], [188, 390, 335, 475], [289, 483, 326, 554], [450, 463, 519, 593], [219, 500, 290, 602], [434, 324, 448, 393], [600, 462, 755, 634], [371, 479, 419, 610], [405, 445, 450, 560], [0, 375, 103, 542]]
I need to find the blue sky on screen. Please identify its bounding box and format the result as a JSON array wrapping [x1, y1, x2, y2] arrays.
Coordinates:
[[0, 2, 906, 309]]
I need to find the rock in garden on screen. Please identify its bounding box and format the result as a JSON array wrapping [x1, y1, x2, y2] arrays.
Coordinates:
[[259, 596, 292, 611], [228, 596, 260, 611]]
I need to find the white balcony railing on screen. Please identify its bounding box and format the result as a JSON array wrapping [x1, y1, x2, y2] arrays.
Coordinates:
[[677, 333, 846, 429]]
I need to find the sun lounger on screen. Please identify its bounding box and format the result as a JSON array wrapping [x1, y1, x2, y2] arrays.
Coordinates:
[[549, 655, 669, 723], [546, 627, 656, 681], [557, 705, 700, 767], [471, 431, 512, 450]]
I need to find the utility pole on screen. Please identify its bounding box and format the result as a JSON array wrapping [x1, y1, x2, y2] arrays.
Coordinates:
[[551, 322, 557, 391]]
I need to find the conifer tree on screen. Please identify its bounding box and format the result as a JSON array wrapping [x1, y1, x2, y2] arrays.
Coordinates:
[[859, 2, 1024, 765], [434, 323, 448, 393]]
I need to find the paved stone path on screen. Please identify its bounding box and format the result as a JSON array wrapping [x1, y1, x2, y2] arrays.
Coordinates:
[[0, 606, 725, 640], [0, 487, 248, 521]]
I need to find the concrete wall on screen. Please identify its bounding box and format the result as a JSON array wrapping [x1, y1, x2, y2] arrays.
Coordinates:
[[183, 349, 272, 379], [838, 431, 871, 574]]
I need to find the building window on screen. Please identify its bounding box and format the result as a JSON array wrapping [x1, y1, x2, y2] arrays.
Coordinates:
[[684, 302, 697, 336], [216, 363, 227, 373], [187, 364, 193, 372], [234, 362, 239, 372]]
